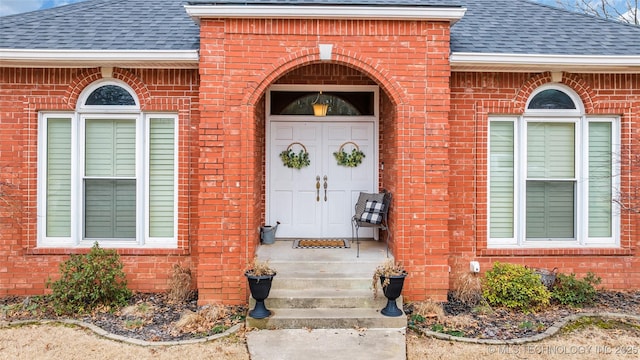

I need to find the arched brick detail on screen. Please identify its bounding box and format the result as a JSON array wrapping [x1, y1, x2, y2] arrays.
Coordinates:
[[561, 73, 595, 113], [65, 68, 102, 108], [66, 68, 151, 109], [243, 46, 405, 108], [515, 72, 595, 113], [112, 68, 152, 108], [514, 72, 551, 111]]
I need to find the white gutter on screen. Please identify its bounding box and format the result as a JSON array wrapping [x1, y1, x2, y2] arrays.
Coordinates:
[[0, 49, 200, 68], [450, 52, 640, 73], [184, 5, 466, 23]]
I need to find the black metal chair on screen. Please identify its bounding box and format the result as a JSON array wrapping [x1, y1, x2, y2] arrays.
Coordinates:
[[351, 190, 391, 257]]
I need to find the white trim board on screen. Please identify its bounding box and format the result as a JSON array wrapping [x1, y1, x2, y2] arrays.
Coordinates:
[[0, 49, 199, 69], [451, 53, 640, 73], [184, 5, 466, 22]]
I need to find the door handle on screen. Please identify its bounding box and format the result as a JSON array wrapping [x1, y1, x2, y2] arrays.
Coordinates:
[[316, 176, 321, 202], [323, 175, 328, 202]]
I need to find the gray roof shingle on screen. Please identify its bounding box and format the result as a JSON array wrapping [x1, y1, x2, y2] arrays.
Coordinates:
[[0, 0, 199, 50], [0, 0, 638, 56]]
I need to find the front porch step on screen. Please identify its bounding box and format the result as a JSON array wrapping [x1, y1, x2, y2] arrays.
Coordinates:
[[269, 276, 373, 291], [251, 289, 392, 308], [246, 308, 407, 330], [248, 240, 406, 330]]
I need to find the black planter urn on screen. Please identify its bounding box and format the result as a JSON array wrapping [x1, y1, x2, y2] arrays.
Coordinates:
[[245, 273, 275, 319], [379, 273, 407, 317]]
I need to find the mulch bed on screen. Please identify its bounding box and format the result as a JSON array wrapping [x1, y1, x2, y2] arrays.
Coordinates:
[[1, 292, 246, 342], [405, 291, 640, 340], [2, 291, 639, 342]]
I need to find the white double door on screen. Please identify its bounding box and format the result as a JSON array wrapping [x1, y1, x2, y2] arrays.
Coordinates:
[[268, 120, 376, 238]]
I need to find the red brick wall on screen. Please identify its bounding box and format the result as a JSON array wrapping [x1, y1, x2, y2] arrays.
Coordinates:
[[4, 20, 637, 306], [0, 67, 199, 296], [196, 18, 453, 303], [449, 71, 640, 290]]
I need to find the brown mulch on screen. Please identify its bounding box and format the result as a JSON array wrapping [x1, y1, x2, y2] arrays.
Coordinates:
[[0, 292, 247, 342], [2, 291, 640, 342], [405, 291, 640, 340]]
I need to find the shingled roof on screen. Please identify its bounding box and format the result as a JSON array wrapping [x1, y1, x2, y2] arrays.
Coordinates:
[[0, 0, 638, 59]]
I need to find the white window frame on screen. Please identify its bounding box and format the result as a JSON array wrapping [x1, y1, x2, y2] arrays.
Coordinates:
[[37, 81, 178, 248], [488, 85, 620, 248]]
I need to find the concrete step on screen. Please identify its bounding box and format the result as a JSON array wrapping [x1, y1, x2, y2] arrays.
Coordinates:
[[268, 261, 379, 275], [251, 289, 391, 309], [270, 276, 373, 291], [246, 307, 407, 330], [249, 241, 405, 331]]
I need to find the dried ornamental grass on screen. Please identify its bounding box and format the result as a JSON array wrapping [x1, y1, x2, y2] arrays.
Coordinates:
[[245, 257, 276, 277], [413, 300, 445, 322], [172, 305, 229, 335], [452, 272, 483, 306], [167, 263, 193, 304]]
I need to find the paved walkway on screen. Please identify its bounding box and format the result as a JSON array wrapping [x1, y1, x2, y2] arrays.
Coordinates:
[[246, 328, 406, 360]]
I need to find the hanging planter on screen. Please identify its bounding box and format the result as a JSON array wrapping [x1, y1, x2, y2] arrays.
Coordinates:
[[279, 142, 311, 169], [333, 141, 365, 167]]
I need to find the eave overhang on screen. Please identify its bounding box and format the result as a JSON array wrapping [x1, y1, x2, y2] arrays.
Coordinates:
[[451, 52, 640, 73], [184, 4, 466, 22], [0, 49, 200, 69]]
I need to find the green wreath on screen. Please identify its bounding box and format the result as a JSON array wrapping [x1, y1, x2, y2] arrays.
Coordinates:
[[280, 142, 311, 169], [333, 141, 365, 167]]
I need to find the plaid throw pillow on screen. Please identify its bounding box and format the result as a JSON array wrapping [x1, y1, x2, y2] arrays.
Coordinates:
[[364, 200, 385, 213], [360, 211, 383, 224], [360, 201, 385, 224]]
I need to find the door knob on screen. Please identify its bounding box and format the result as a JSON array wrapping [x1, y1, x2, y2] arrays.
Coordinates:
[[323, 175, 328, 202], [316, 176, 321, 202]]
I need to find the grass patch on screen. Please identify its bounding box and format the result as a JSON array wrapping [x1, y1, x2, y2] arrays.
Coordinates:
[[561, 317, 640, 334]]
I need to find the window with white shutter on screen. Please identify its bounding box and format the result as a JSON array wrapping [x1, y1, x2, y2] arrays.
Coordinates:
[[38, 81, 177, 248], [488, 85, 619, 248]]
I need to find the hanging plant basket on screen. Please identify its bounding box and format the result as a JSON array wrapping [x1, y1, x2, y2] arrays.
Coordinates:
[[279, 142, 311, 169], [333, 141, 365, 167]]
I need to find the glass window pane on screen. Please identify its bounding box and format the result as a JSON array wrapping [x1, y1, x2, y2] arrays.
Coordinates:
[[149, 118, 175, 237], [528, 89, 576, 109], [46, 118, 72, 237], [85, 119, 135, 177], [589, 122, 613, 237], [84, 179, 136, 239], [527, 122, 575, 178], [489, 121, 515, 238], [85, 85, 136, 106], [271, 91, 374, 115], [526, 181, 575, 239]]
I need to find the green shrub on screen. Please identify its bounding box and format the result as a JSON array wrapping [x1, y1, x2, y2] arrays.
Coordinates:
[[551, 272, 601, 307], [48, 243, 132, 315], [482, 262, 550, 312]]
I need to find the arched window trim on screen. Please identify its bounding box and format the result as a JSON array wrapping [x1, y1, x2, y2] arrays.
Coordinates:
[[524, 84, 584, 115], [77, 80, 140, 111]]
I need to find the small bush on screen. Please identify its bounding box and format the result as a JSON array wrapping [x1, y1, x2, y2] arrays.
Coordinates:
[[47, 243, 131, 315], [551, 272, 601, 307], [482, 262, 550, 312]]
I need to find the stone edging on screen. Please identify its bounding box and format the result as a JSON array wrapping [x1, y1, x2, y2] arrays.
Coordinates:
[[0, 319, 243, 347], [415, 312, 640, 345]]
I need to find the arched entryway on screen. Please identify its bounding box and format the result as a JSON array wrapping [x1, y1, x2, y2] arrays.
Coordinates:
[[254, 63, 398, 243], [265, 83, 380, 239]]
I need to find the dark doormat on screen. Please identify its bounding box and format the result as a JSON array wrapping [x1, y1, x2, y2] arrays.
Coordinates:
[[293, 239, 350, 249]]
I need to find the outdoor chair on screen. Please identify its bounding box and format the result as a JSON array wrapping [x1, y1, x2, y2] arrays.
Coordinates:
[[351, 190, 391, 257]]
